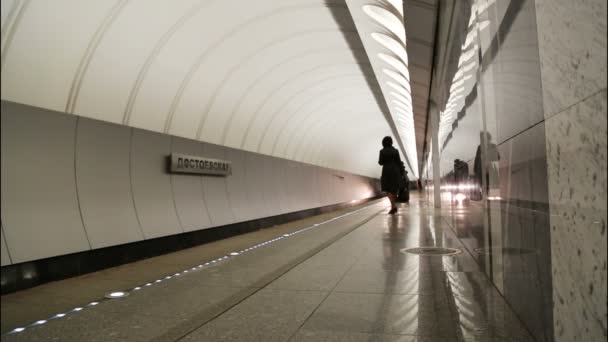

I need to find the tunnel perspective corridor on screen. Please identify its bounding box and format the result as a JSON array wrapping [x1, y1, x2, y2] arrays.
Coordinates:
[[1, 0, 606, 341]]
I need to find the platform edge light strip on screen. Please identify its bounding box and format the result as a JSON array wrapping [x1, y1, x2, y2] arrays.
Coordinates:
[[3, 201, 381, 336]]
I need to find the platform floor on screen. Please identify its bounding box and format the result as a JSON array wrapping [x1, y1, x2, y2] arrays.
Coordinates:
[[1, 195, 534, 341]]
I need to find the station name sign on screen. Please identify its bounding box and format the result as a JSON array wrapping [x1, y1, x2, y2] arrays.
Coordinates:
[[170, 153, 232, 176]]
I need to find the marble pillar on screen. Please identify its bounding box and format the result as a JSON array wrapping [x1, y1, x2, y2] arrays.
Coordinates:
[[535, 0, 607, 340]]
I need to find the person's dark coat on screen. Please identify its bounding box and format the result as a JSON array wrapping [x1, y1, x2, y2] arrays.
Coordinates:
[[378, 146, 402, 193]]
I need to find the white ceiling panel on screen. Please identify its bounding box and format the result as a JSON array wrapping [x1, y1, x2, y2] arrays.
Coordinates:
[[0, 0, 436, 178]]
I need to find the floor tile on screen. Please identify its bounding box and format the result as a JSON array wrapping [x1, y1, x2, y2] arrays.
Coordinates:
[[301, 292, 457, 337], [181, 288, 328, 341], [290, 330, 457, 342]]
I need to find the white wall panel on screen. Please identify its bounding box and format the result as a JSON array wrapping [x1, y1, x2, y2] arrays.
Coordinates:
[[243, 153, 271, 220], [349, 175, 358, 200], [278, 158, 293, 214], [171, 137, 212, 232], [318, 168, 332, 206], [284, 161, 302, 212], [300, 163, 315, 209], [259, 155, 281, 216], [297, 163, 312, 210], [275, 158, 292, 214], [201, 143, 235, 226], [225, 148, 254, 223], [130, 130, 182, 239], [332, 171, 344, 204], [0, 101, 380, 264], [308, 164, 322, 208], [299, 163, 315, 210], [0, 1, 119, 113], [75, 119, 143, 249], [0, 103, 90, 263], [321, 169, 334, 205], [297, 165, 311, 209], [0, 0, 16, 25], [74, 0, 202, 126], [1, 223, 12, 266], [342, 174, 352, 202]]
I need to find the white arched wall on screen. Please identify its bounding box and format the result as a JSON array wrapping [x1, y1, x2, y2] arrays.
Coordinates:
[[130, 130, 183, 239], [75, 118, 143, 249], [1, 0, 412, 179], [170, 137, 213, 232], [0, 104, 90, 263], [224, 148, 255, 223], [201, 143, 236, 226], [0, 101, 379, 265]]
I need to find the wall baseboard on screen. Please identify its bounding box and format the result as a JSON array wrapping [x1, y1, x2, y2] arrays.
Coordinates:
[[0, 195, 381, 295]]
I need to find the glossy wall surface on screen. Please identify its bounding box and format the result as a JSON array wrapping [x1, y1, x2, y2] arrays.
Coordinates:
[[535, 0, 607, 340], [0, 100, 379, 266], [422, 0, 553, 341]]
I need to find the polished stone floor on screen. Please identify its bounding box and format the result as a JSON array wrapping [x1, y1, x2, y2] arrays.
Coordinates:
[[1, 195, 535, 341]]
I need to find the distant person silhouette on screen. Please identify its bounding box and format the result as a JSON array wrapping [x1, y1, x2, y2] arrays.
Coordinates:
[[454, 159, 469, 183], [474, 131, 500, 195], [397, 161, 409, 203], [378, 136, 402, 214]]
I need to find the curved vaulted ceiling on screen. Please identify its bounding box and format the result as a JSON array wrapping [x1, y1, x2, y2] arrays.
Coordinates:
[[0, 0, 424, 178]]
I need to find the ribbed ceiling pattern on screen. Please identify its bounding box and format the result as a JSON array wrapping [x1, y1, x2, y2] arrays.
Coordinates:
[[0, 0, 418, 178]]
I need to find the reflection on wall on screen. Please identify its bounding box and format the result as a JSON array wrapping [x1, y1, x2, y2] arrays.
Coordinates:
[[422, 0, 553, 341]]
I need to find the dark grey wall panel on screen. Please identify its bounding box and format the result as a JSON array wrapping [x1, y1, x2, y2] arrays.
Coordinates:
[[1, 223, 11, 266], [0, 102, 90, 263], [225, 148, 255, 223], [171, 137, 212, 232], [201, 143, 235, 226], [75, 119, 143, 248], [130, 130, 182, 239], [497, 123, 549, 204], [243, 153, 271, 219]]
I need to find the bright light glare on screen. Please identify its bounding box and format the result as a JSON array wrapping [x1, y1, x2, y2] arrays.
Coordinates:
[[362, 5, 405, 43], [378, 53, 409, 77], [383, 68, 409, 84], [107, 291, 128, 298], [371, 33, 408, 65], [455, 193, 467, 202]]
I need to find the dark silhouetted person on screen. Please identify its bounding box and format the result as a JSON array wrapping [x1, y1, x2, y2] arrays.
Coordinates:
[[454, 159, 469, 183], [397, 161, 409, 203], [378, 136, 402, 214], [474, 132, 500, 195]]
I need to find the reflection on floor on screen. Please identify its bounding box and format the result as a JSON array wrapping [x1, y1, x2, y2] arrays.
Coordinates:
[[1, 195, 535, 341]]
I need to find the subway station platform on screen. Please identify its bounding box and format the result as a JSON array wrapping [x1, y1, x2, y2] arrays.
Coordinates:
[[1, 194, 534, 342]]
